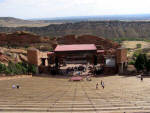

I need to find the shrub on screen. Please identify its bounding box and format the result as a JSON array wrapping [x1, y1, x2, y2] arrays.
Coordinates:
[[128, 60, 135, 65], [127, 48, 131, 51], [146, 59, 150, 72], [24, 45, 29, 48], [132, 49, 142, 60], [7, 61, 16, 75], [15, 63, 25, 74], [0, 63, 7, 74], [28, 64, 36, 74], [0, 61, 37, 75], [20, 62, 29, 74], [136, 44, 142, 48]]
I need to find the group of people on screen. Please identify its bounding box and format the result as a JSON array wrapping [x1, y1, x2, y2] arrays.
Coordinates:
[[66, 65, 87, 75], [86, 76, 92, 81], [136, 74, 144, 81], [96, 80, 104, 89], [12, 84, 20, 89]]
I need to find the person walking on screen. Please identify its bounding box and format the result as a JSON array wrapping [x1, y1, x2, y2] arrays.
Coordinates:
[[101, 80, 103, 85], [101, 80, 105, 89], [12, 84, 16, 89], [141, 76, 143, 81], [16, 84, 20, 89], [96, 83, 98, 89]]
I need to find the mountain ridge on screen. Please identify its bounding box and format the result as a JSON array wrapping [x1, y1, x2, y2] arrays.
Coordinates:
[[1, 21, 150, 39]]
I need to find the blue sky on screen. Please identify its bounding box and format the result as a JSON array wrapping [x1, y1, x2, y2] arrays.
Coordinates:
[[0, 0, 150, 19]]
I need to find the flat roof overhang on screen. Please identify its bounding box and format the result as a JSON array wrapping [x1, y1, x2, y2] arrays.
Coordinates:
[[54, 44, 97, 52]]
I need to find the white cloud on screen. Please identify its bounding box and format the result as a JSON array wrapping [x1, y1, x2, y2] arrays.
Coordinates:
[[0, 0, 150, 19]]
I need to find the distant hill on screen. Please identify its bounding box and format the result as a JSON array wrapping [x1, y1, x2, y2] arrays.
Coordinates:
[[0, 17, 62, 27], [33, 14, 150, 22], [1, 14, 150, 27], [1, 21, 150, 39]]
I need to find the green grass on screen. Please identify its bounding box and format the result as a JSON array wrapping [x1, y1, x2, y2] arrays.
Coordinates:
[[111, 37, 150, 43]]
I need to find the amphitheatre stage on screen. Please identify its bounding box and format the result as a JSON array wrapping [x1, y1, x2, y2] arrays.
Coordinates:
[[0, 75, 150, 113]]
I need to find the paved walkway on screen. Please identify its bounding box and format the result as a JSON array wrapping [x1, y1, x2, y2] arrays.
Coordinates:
[[0, 75, 150, 112]]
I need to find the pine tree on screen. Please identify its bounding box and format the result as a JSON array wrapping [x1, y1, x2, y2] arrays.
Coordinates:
[[134, 53, 147, 72]]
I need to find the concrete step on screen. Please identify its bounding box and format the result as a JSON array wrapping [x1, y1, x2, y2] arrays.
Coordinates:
[[1, 101, 150, 107], [1, 100, 150, 112], [0, 106, 150, 112]]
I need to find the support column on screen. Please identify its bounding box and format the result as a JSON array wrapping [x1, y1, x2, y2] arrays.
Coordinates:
[[35, 66, 39, 74], [121, 63, 124, 73], [118, 63, 124, 74]]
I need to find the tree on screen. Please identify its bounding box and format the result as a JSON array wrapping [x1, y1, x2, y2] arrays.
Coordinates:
[[94, 55, 97, 65], [132, 49, 142, 61], [0, 63, 7, 74], [28, 64, 36, 74], [20, 62, 29, 74], [7, 61, 16, 75], [136, 44, 142, 48], [0, 61, 36, 75], [146, 59, 150, 72], [134, 53, 147, 72]]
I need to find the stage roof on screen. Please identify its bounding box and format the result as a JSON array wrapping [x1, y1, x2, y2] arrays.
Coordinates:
[[55, 44, 97, 52]]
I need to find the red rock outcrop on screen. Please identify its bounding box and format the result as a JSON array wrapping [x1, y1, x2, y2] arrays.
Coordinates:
[[57, 35, 120, 50], [0, 31, 56, 47]]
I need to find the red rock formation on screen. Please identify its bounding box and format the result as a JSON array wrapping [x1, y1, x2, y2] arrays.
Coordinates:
[[0, 52, 9, 62], [0, 31, 56, 47], [57, 35, 120, 50], [0, 32, 120, 51]]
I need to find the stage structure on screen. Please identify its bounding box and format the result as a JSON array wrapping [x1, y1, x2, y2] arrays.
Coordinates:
[[27, 44, 127, 74]]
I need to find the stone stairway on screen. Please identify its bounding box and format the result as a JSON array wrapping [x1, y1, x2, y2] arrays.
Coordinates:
[[0, 76, 150, 113], [0, 99, 150, 112]]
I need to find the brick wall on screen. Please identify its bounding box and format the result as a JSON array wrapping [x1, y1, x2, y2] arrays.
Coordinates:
[[27, 48, 39, 66], [116, 48, 127, 63], [27, 48, 48, 66]]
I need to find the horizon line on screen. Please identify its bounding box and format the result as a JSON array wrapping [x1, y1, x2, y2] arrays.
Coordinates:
[[0, 13, 150, 20]]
